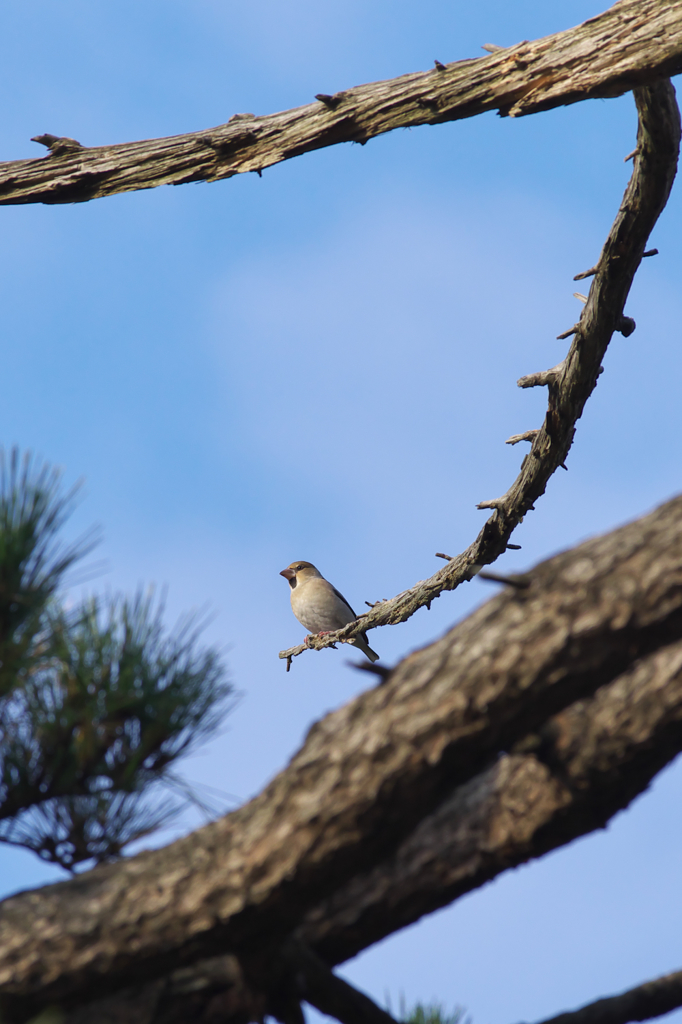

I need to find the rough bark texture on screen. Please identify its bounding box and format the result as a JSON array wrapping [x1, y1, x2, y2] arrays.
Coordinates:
[[2, 496, 682, 1023], [279, 77, 680, 666], [1, 0, 681, 206], [301, 637, 682, 964]]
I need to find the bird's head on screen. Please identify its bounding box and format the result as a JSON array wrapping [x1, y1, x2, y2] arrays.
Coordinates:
[[280, 561, 322, 588]]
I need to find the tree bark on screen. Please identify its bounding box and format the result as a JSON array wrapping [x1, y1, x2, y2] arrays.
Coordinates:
[[2, 496, 682, 1023], [1, 0, 681, 206]]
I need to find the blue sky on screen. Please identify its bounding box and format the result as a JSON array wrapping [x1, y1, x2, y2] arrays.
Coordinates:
[[1, 3, 681, 1023]]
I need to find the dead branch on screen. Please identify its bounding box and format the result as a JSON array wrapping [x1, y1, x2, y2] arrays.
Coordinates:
[[279, 77, 681, 665], [477, 570, 531, 588], [506, 429, 540, 445], [2, 495, 682, 1022], [530, 967, 682, 1024], [0, 0, 681, 206]]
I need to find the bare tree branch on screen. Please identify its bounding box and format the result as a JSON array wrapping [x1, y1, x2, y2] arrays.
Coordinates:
[[2, 495, 682, 1022], [530, 968, 682, 1024], [0, 0, 681, 206], [279, 77, 681, 665]]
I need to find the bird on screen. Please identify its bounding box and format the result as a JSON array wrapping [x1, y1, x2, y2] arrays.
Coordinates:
[[280, 561, 380, 662]]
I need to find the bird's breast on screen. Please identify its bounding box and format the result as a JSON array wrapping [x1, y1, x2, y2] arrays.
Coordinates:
[[290, 578, 355, 634]]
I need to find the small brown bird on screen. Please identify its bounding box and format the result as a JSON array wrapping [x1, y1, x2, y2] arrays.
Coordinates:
[[280, 561, 379, 663]]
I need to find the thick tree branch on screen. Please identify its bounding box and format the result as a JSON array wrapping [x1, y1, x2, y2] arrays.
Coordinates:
[[531, 968, 682, 1024], [301, 636, 682, 964], [2, 496, 682, 1022], [39, 629, 682, 1024], [0, 0, 681, 206], [279, 77, 681, 665]]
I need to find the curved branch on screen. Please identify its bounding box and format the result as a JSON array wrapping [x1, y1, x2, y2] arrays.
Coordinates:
[[2, 495, 682, 1020], [0, 0, 681, 205], [279, 78, 681, 665]]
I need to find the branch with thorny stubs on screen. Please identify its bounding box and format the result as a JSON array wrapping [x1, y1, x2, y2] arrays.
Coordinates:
[[279, 77, 681, 669], [2, 0, 682, 206]]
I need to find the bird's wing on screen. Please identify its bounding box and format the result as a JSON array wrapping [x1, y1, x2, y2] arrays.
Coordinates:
[[329, 583, 357, 619]]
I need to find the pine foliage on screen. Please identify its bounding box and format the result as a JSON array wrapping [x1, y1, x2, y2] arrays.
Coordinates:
[[0, 449, 233, 870], [0, 448, 92, 697], [403, 1003, 466, 1024]]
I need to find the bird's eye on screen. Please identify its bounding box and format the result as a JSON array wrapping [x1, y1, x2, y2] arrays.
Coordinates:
[[294, 564, 304, 571]]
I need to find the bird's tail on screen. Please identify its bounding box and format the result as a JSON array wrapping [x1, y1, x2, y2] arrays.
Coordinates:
[[352, 632, 380, 663]]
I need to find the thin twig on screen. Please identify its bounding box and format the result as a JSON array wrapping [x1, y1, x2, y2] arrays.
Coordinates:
[[347, 661, 393, 681], [476, 497, 507, 511], [478, 570, 531, 590], [574, 264, 599, 280], [506, 429, 540, 446]]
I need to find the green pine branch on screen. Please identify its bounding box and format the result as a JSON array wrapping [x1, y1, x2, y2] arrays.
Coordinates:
[[0, 448, 234, 871], [403, 1005, 467, 1024], [0, 448, 95, 697], [385, 991, 468, 1024]]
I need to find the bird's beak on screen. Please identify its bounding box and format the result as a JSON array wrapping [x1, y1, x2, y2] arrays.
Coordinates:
[[280, 568, 295, 580]]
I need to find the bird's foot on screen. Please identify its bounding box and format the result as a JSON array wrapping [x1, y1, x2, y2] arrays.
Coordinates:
[[304, 632, 333, 648]]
